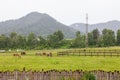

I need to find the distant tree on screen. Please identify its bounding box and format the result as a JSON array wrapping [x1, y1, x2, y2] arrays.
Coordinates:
[[117, 29, 120, 45], [47, 34, 55, 48], [27, 33, 37, 48], [17, 35, 26, 48], [36, 36, 46, 49], [38, 36, 46, 45], [71, 31, 85, 48], [76, 31, 80, 37], [74, 31, 81, 47], [0, 34, 9, 49], [102, 29, 115, 46], [53, 30, 64, 41], [92, 29, 100, 46], [10, 32, 17, 39], [47, 30, 64, 48], [88, 32, 94, 46], [9, 32, 18, 48], [97, 35, 104, 47]]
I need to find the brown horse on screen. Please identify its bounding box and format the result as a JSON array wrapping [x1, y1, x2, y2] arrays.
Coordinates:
[[21, 51, 26, 55], [43, 52, 46, 56], [13, 53, 21, 58], [47, 52, 52, 57]]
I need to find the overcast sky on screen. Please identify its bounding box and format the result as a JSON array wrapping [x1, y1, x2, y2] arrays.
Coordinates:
[[0, 0, 120, 25]]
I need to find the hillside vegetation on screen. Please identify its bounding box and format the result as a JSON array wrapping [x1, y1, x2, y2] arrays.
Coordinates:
[[0, 12, 76, 38]]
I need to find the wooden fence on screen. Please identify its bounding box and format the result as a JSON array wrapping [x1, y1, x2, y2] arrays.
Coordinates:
[[0, 70, 120, 80], [57, 49, 120, 57]]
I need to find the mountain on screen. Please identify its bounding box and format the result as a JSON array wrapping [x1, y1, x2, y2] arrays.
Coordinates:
[[70, 20, 120, 34], [0, 12, 76, 38]]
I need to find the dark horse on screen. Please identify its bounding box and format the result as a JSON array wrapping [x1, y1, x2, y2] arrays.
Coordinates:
[[21, 51, 26, 55]]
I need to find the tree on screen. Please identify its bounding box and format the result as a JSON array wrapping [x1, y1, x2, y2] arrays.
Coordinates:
[[102, 29, 115, 46], [88, 32, 94, 46], [53, 30, 64, 41], [9, 32, 18, 48], [74, 31, 81, 47], [47, 30, 64, 48], [97, 35, 104, 47], [27, 33, 37, 48], [47, 34, 55, 48], [71, 31, 85, 48], [37, 36, 46, 49], [117, 29, 120, 45], [92, 29, 100, 46], [0, 34, 9, 49], [17, 35, 26, 48]]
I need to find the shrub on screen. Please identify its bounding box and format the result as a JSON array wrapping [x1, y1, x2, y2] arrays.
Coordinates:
[[81, 72, 96, 80]]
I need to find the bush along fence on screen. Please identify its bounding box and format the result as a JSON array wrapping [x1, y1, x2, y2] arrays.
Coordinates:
[[0, 69, 120, 80], [57, 49, 120, 57]]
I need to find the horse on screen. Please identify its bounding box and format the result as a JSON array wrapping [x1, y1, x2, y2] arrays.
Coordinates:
[[47, 52, 52, 57], [43, 52, 46, 56], [21, 51, 26, 55], [13, 53, 21, 58]]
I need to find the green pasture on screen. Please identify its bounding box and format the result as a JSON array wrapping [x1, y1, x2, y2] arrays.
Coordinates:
[[0, 47, 120, 71]]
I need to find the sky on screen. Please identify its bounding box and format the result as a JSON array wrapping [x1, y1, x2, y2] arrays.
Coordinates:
[[0, 0, 120, 25]]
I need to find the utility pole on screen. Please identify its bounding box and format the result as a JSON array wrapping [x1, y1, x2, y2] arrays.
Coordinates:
[[85, 13, 88, 47]]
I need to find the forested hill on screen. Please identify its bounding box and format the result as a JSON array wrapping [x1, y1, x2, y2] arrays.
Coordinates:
[[70, 20, 120, 33], [0, 12, 76, 38]]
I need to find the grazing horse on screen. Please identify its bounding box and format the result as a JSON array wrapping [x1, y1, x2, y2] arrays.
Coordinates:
[[13, 53, 21, 58], [47, 52, 52, 57], [21, 51, 26, 55], [43, 52, 46, 56], [35, 52, 41, 56]]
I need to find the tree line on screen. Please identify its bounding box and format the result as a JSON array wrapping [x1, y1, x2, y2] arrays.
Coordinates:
[[0, 29, 120, 49]]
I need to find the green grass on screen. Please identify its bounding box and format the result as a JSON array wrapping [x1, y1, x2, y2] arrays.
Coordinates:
[[0, 48, 120, 71]]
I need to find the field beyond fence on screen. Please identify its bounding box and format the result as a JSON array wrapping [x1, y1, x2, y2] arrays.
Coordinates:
[[0, 69, 120, 80]]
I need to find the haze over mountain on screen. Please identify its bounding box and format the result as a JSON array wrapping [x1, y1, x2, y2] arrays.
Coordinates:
[[0, 12, 76, 38], [70, 20, 120, 34]]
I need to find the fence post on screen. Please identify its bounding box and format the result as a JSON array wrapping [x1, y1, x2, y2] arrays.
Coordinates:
[[84, 50, 86, 56], [42, 69, 44, 80], [97, 51, 99, 56], [79, 51, 80, 56], [14, 70, 18, 80], [73, 51, 74, 56], [104, 52, 105, 57], [117, 51, 119, 57], [107, 72, 110, 80], [110, 52, 112, 57], [91, 52, 92, 56]]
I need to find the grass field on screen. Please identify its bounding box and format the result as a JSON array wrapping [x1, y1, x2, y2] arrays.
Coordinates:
[[0, 47, 120, 71]]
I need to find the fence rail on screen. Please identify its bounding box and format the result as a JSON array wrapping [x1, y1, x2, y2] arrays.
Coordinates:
[[0, 70, 120, 80], [57, 49, 120, 57]]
